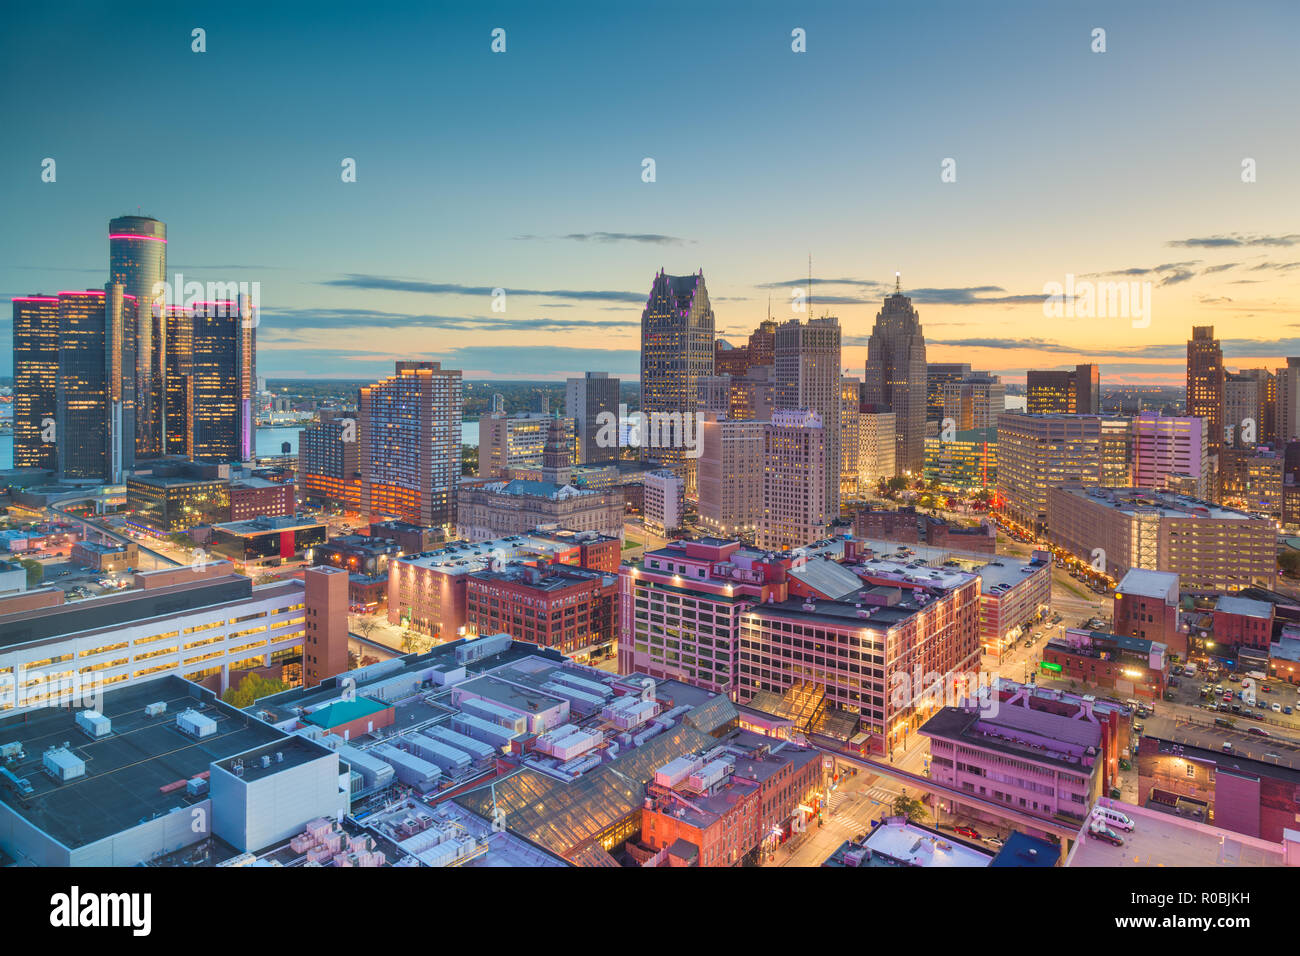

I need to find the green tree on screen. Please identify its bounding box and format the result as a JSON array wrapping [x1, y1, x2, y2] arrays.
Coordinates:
[[19, 558, 43, 588], [1279, 550, 1300, 578], [891, 793, 929, 823], [222, 673, 288, 708]]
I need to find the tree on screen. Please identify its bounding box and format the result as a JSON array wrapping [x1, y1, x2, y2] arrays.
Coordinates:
[[891, 793, 928, 823], [1279, 550, 1300, 578], [222, 673, 288, 708], [401, 630, 430, 655], [19, 558, 43, 588], [355, 616, 381, 639]]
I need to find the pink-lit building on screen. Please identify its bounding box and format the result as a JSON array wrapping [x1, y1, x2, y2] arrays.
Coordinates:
[[922, 695, 1109, 832]]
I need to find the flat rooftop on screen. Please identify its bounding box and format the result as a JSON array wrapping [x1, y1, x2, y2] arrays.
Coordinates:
[[1060, 486, 1263, 522], [1068, 802, 1285, 867], [455, 674, 566, 716], [214, 515, 325, 536], [1116, 568, 1179, 600], [977, 556, 1049, 593], [0, 676, 291, 849], [864, 820, 992, 867]]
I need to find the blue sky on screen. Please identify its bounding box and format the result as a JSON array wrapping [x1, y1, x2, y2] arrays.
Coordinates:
[[3, 0, 1298, 382]]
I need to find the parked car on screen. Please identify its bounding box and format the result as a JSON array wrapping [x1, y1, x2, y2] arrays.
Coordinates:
[[1272, 702, 1282, 713], [953, 826, 981, 840], [982, 836, 1005, 849], [1089, 823, 1125, 846], [1092, 806, 1135, 831], [1284, 706, 1293, 716], [1249, 727, 1270, 737]]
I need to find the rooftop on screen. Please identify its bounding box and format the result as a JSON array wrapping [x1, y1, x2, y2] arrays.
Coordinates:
[[1062, 486, 1263, 522], [1116, 568, 1180, 601], [863, 819, 993, 867], [1215, 595, 1274, 620], [1068, 800, 1286, 867]]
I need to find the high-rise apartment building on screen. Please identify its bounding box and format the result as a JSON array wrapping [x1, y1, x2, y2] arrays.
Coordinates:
[[1276, 358, 1300, 444], [299, 412, 361, 510], [1025, 364, 1099, 415], [359, 360, 463, 531], [108, 215, 165, 459], [1187, 326, 1225, 454], [775, 316, 841, 514], [189, 300, 256, 463], [758, 409, 828, 551], [12, 296, 59, 470], [995, 413, 1132, 530], [565, 372, 620, 464], [640, 270, 715, 494], [863, 283, 927, 475], [697, 413, 765, 538]]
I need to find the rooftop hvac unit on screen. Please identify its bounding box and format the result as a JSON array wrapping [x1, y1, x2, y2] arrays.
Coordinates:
[[177, 709, 217, 739], [144, 702, 167, 718], [0, 742, 22, 760], [186, 776, 209, 796], [75, 710, 111, 739], [43, 746, 85, 783]]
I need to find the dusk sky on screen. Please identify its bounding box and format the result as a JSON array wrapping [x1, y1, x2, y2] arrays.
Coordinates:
[[3, 0, 1298, 383]]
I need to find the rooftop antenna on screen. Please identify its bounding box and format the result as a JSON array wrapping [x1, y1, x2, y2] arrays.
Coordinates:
[[808, 253, 813, 319], [895, 271, 901, 295]]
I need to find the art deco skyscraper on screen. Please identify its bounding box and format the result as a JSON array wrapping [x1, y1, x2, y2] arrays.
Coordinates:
[[1187, 326, 1225, 454], [359, 360, 463, 531], [108, 215, 165, 458], [639, 269, 714, 494], [12, 296, 59, 470], [863, 280, 927, 475], [774, 316, 842, 514]]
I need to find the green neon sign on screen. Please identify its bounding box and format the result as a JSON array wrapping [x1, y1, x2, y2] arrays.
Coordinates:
[[1040, 661, 1063, 673]]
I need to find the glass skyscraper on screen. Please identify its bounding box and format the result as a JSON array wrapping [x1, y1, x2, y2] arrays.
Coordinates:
[[108, 215, 166, 459], [12, 296, 60, 470], [189, 300, 256, 463]]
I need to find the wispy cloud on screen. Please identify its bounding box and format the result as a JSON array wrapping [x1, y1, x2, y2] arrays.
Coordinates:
[[321, 274, 646, 303], [512, 232, 692, 245], [258, 306, 639, 335], [1167, 233, 1300, 248]]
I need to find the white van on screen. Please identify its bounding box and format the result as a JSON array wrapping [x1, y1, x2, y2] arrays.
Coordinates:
[[1091, 805, 1134, 831]]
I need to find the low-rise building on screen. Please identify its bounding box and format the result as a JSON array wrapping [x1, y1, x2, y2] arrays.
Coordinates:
[[1112, 569, 1182, 656], [457, 478, 624, 542], [209, 515, 328, 568], [977, 551, 1053, 658], [70, 539, 138, 573], [1040, 629, 1167, 701]]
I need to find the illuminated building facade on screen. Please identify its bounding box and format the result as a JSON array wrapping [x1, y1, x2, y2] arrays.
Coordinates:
[[1187, 326, 1225, 457], [189, 300, 256, 463], [108, 215, 165, 458], [11, 296, 59, 470], [863, 285, 927, 475]]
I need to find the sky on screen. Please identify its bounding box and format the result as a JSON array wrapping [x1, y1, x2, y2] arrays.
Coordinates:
[[2, 0, 1298, 385]]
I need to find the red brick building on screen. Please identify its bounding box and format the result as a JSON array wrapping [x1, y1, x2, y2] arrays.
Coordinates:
[[230, 477, 296, 521], [465, 563, 617, 661], [1212, 595, 1276, 653], [1040, 628, 1168, 701], [1113, 568, 1184, 657]]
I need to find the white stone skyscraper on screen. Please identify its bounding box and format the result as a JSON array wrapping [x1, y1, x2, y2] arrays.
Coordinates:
[[775, 315, 842, 515]]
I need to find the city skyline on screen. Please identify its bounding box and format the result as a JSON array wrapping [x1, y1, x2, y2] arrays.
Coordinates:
[[4, 1, 1299, 384]]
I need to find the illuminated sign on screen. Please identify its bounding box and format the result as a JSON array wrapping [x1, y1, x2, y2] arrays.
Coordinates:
[[1040, 662, 1062, 673]]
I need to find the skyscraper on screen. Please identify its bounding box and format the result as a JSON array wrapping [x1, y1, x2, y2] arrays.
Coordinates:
[[941, 373, 1005, 430], [758, 409, 828, 551], [565, 371, 620, 464], [639, 269, 714, 494], [359, 360, 463, 531], [55, 286, 137, 482], [1276, 358, 1300, 444], [164, 304, 194, 456], [12, 296, 59, 470], [1025, 364, 1099, 415], [839, 376, 862, 501], [108, 215, 165, 459], [1187, 326, 1225, 454], [925, 362, 971, 422], [775, 316, 842, 514], [863, 282, 927, 475], [189, 301, 256, 462]]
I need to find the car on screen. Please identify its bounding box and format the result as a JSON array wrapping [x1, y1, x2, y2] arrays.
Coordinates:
[[1285, 707, 1293, 716], [1172, 665, 1184, 676], [1222, 741, 1234, 753], [982, 836, 1005, 849], [1273, 702, 1282, 713], [1222, 692, 1234, 702], [1089, 823, 1125, 846], [953, 826, 981, 840], [1249, 727, 1270, 737], [1214, 685, 1224, 695], [1133, 723, 1144, 734], [1262, 684, 1274, 694], [1257, 700, 1269, 709]]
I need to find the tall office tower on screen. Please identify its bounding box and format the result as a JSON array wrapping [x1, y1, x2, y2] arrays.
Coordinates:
[[715, 319, 777, 376], [775, 316, 842, 514], [639, 269, 715, 495], [163, 304, 194, 456], [359, 360, 463, 530], [925, 363, 971, 422], [12, 296, 60, 470], [858, 410, 897, 491], [189, 301, 256, 463], [565, 371, 620, 463], [697, 412, 765, 538], [758, 409, 828, 551], [1025, 364, 1100, 414], [1187, 326, 1225, 453], [1132, 413, 1210, 499], [478, 412, 575, 479], [941, 373, 1005, 430], [1224, 370, 1269, 448], [863, 283, 927, 475], [55, 286, 137, 482], [1277, 358, 1300, 444], [108, 215, 165, 458], [996, 413, 1132, 530], [299, 414, 361, 510], [839, 376, 862, 500]]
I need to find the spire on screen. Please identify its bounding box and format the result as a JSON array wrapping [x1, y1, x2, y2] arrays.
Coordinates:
[[808, 253, 813, 319], [895, 271, 901, 295]]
